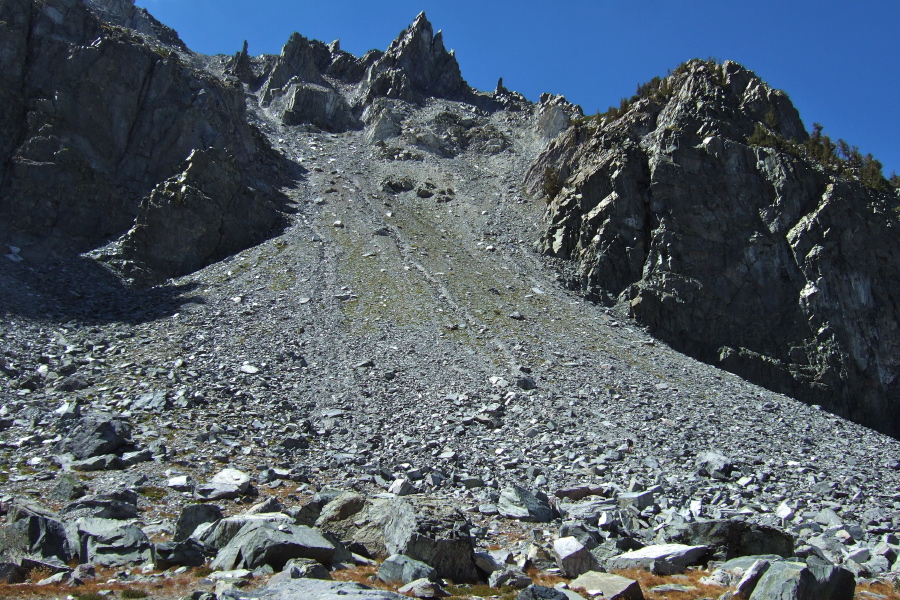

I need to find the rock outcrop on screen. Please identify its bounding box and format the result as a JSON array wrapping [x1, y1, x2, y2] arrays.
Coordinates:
[[84, 0, 186, 49], [358, 12, 470, 106], [104, 148, 283, 286], [528, 59, 900, 436], [0, 0, 290, 284]]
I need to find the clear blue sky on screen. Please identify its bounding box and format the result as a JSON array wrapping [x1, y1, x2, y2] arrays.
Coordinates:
[[138, 0, 899, 176]]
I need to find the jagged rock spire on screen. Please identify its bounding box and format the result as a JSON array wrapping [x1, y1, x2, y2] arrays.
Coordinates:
[[358, 11, 469, 104]]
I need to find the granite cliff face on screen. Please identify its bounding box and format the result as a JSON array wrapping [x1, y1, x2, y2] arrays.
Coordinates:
[[528, 59, 900, 436]]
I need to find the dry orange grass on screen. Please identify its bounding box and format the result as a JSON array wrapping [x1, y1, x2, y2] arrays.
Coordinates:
[[857, 580, 900, 599], [332, 565, 395, 591], [612, 568, 723, 600], [0, 566, 203, 600], [525, 566, 570, 589]]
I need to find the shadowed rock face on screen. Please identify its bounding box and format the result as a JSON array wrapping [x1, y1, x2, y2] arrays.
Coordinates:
[[528, 59, 900, 436], [110, 148, 284, 286], [0, 0, 289, 283]]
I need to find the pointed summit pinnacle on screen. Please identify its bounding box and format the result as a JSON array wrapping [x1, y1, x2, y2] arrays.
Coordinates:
[[359, 12, 469, 104]]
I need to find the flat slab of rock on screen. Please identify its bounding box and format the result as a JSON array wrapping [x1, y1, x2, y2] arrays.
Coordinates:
[[607, 543, 707, 575], [570, 572, 644, 600], [498, 485, 554, 522], [258, 578, 405, 599]]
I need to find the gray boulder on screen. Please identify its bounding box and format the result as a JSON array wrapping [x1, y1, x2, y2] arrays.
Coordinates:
[[70, 454, 126, 472], [667, 520, 794, 561], [195, 513, 294, 553], [516, 585, 568, 600], [74, 517, 153, 566], [377, 554, 437, 585], [315, 492, 367, 528], [569, 572, 644, 600], [210, 521, 337, 571], [695, 451, 734, 479], [317, 497, 479, 583], [155, 538, 207, 568], [488, 567, 532, 589], [607, 543, 708, 575], [398, 578, 450, 598], [283, 557, 332, 580], [552, 536, 601, 578], [48, 473, 87, 502], [175, 504, 224, 543], [5, 498, 59, 523], [498, 485, 554, 523], [56, 414, 131, 460], [748, 558, 854, 600], [734, 559, 771, 598], [115, 148, 283, 287], [0, 513, 73, 564], [60, 491, 139, 520]]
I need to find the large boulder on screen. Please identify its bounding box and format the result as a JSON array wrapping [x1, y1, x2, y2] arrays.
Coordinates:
[[55, 414, 132, 460], [0, 513, 74, 564], [748, 558, 854, 600], [59, 491, 139, 520], [210, 521, 338, 571], [667, 520, 794, 561], [72, 517, 153, 566], [175, 504, 223, 542], [377, 554, 437, 585], [552, 536, 601, 578], [569, 572, 644, 600], [317, 497, 479, 583], [114, 148, 283, 286], [607, 543, 708, 575], [195, 513, 293, 553]]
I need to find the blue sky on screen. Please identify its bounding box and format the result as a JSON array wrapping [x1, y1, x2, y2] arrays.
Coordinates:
[[138, 0, 899, 176]]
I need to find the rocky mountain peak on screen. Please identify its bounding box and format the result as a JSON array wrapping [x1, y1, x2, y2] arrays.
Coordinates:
[[83, 0, 186, 49], [358, 11, 469, 105], [662, 59, 807, 143], [528, 58, 900, 436], [259, 32, 327, 104]]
